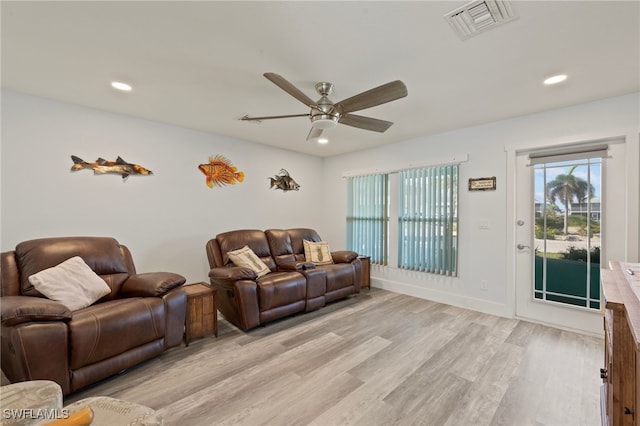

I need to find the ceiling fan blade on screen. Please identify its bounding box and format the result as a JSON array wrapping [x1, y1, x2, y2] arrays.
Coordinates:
[[334, 80, 408, 114], [339, 114, 394, 133], [264, 73, 318, 109], [306, 127, 323, 141], [240, 113, 310, 122]]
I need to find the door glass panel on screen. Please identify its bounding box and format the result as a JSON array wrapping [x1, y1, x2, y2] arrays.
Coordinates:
[[533, 158, 602, 309]]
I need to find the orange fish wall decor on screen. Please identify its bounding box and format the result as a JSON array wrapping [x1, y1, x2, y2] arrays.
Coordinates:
[[198, 155, 245, 188]]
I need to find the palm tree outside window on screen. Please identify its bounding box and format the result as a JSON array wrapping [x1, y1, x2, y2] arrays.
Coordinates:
[[546, 164, 595, 236]]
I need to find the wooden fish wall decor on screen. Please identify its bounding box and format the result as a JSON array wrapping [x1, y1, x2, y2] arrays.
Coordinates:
[[71, 156, 152, 181], [198, 155, 245, 188], [269, 169, 300, 191]]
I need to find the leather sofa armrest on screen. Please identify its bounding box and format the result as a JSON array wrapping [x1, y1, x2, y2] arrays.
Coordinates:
[[209, 266, 257, 282], [1, 295, 72, 326], [279, 261, 315, 271], [120, 272, 186, 297], [331, 250, 359, 264]]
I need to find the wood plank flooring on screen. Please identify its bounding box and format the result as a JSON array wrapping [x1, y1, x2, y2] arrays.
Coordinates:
[[64, 288, 604, 426]]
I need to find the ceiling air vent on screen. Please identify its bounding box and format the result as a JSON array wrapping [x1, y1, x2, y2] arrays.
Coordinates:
[[445, 0, 518, 40]]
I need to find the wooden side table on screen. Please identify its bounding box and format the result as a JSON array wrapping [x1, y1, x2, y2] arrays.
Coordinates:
[[359, 256, 371, 289], [183, 283, 217, 346]]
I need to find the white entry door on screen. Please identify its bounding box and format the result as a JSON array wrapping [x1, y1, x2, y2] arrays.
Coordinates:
[[514, 147, 605, 335]]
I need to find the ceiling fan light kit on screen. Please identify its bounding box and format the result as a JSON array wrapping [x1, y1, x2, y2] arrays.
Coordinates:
[[310, 116, 338, 129], [241, 72, 408, 141]]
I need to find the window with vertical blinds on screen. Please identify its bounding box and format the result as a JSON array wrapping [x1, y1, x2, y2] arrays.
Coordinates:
[[347, 174, 388, 265], [398, 165, 458, 276], [347, 164, 459, 276]]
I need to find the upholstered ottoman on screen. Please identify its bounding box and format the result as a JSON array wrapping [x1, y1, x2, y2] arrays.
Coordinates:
[[64, 397, 162, 426], [0, 380, 162, 425], [0, 380, 63, 425]]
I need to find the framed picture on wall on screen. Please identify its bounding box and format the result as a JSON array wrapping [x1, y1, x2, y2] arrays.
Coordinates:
[[468, 176, 496, 191]]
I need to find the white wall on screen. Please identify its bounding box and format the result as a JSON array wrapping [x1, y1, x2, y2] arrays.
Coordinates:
[[1, 90, 325, 283], [321, 92, 640, 330]]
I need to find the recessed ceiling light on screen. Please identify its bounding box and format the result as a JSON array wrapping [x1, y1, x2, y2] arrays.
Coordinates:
[[111, 81, 132, 91], [544, 74, 567, 85], [317, 138, 329, 145]]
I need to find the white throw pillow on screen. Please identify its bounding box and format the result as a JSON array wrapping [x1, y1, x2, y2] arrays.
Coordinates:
[[227, 246, 270, 277], [28, 256, 111, 311], [303, 240, 334, 265]]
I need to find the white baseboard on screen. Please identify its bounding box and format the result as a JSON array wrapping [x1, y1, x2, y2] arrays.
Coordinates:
[[371, 276, 605, 338], [371, 276, 513, 319]]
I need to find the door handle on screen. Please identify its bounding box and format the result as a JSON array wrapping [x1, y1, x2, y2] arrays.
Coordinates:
[[517, 244, 530, 250]]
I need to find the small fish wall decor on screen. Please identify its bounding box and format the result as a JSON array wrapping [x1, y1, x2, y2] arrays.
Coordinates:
[[70, 156, 152, 181], [198, 155, 245, 188], [269, 169, 300, 191]]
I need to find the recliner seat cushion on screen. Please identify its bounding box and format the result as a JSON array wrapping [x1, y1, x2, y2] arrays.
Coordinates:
[[320, 264, 355, 292], [256, 272, 305, 311], [69, 298, 165, 369]]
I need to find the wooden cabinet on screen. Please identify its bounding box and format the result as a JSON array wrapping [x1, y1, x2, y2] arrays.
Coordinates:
[[183, 283, 217, 346], [602, 262, 640, 426], [359, 256, 371, 289]]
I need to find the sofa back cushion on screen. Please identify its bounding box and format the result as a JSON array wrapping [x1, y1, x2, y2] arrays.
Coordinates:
[[215, 230, 276, 271], [265, 229, 296, 267], [14, 237, 132, 300]]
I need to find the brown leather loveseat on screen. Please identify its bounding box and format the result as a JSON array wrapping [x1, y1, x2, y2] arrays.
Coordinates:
[[0, 236, 187, 395], [206, 228, 361, 331]]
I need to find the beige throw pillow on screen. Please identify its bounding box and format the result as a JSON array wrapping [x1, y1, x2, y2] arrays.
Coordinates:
[[303, 240, 334, 265], [28, 256, 111, 311], [227, 246, 270, 277]]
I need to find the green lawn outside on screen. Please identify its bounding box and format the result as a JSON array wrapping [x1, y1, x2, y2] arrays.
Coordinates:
[[534, 255, 601, 309]]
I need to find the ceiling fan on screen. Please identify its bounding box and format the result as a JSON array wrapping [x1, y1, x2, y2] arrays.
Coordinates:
[[240, 73, 408, 141]]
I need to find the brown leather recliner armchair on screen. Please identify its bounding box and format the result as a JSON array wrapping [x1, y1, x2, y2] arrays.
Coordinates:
[[206, 228, 360, 331], [0, 237, 187, 395]]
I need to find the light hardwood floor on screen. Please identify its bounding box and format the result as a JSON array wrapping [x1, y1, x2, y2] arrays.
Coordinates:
[[64, 288, 604, 426]]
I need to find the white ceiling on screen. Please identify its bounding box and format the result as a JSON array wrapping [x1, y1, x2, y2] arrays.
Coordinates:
[[2, 1, 639, 157]]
